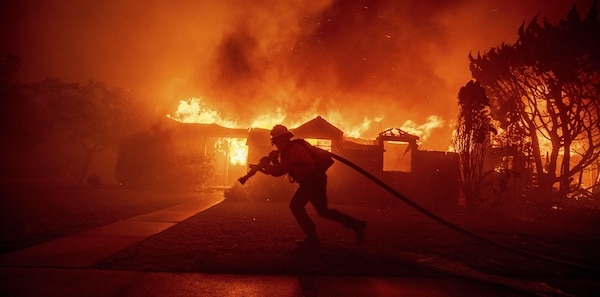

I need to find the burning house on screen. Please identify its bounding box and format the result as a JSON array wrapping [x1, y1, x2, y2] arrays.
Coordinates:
[[162, 115, 459, 210], [150, 118, 249, 189]]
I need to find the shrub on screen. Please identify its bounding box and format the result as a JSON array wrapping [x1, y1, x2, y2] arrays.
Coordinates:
[[116, 131, 214, 191]]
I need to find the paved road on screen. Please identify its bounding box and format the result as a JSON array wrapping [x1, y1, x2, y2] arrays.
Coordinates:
[[0, 190, 580, 296]]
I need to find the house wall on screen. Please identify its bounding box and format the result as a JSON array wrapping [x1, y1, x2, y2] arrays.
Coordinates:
[[410, 151, 460, 211], [327, 147, 459, 212], [243, 123, 459, 211]]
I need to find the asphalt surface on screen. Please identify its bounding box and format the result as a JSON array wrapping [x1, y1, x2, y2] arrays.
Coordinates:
[[0, 190, 588, 296]]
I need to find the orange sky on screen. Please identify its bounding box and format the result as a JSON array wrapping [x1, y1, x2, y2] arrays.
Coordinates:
[[1, 0, 594, 150]]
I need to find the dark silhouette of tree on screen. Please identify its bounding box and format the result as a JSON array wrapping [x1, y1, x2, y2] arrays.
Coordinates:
[[0, 55, 53, 152], [1, 70, 148, 183], [32, 79, 145, 183], [0, 54, 20, 83], [469, 2, 600, 198], [453, 80, 495, 213]]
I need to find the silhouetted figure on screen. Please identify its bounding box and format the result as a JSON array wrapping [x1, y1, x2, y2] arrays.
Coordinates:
[[251, 125, 366, 248]]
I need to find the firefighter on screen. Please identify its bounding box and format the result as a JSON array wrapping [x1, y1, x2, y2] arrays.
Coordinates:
[[252, 124, 367, 248]]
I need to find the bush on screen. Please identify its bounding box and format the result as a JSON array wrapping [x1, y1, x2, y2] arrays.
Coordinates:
[[116, 131, 214, 191]]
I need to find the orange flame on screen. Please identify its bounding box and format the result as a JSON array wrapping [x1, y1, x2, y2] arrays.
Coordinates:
[[400, 115, 445, 141], [228, 138, 248, 165], [167, 97, 238, 127], [167, 97, 391, 138], [168, 97, 447, 163]]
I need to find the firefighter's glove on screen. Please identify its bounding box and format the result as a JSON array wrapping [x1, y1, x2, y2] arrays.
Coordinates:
[[268, 150, 280, 164], [258, 156, 271, 167], [249, 164, 262, 171], [248, 156, 270, 174]]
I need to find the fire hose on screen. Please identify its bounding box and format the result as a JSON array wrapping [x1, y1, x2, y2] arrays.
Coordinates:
[[238, 156, 270, 185], [239, 151, 599, 272]]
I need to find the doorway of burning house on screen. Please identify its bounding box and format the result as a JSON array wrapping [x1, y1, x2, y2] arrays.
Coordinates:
[[376, 128, 419, 173], [382, 140, 412, 172], [205, 137, 248, 189]]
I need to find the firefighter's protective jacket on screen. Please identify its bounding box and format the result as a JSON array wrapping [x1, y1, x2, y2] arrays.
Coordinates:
[[265, 141, 318, 183]]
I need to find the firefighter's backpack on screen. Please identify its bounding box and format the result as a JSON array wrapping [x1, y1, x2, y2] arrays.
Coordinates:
[[294, 139, 334, 172]]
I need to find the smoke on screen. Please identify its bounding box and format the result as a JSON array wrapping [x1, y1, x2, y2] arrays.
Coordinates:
[[1, 0, 594, 150]]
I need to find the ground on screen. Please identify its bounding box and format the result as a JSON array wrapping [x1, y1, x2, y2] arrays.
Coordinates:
[[1, 182, 599, 296]]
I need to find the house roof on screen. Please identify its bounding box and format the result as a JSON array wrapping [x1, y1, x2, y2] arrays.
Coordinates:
[[181, 123, 248, 138], [155, 118, 248, 138], [246, 128, 271, 145], [292, 116, 344, 140]]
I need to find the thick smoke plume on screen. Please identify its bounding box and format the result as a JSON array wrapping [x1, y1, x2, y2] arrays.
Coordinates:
[[1, 0, 593, 150]]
